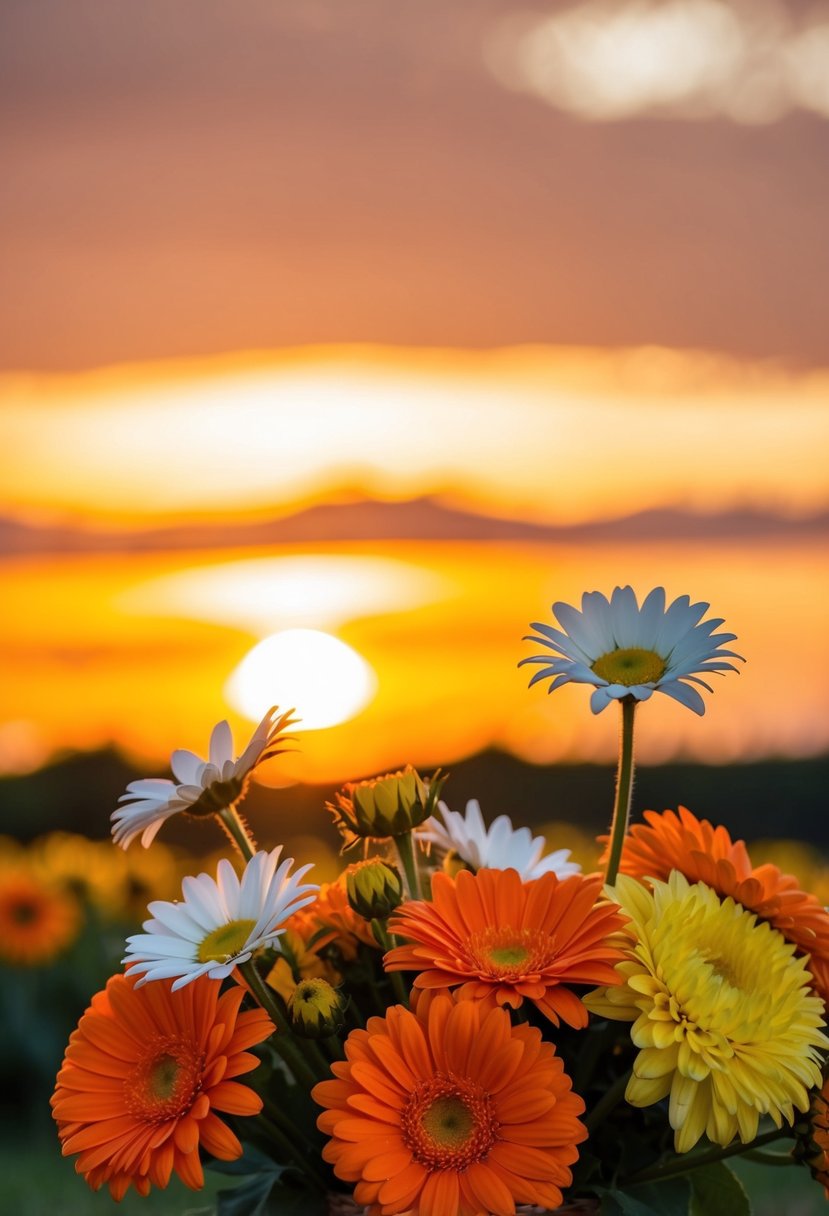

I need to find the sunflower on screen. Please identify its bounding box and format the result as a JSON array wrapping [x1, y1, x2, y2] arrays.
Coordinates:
[[0, 864, 81, 966], [112, 707, 296, 848], [610, 806, 829, 1001], [124, 847, 317, 989], [313, 993, 587, 1216], [521, 585, 743, 715], [585, 873, 828, 1153], [385, 868, 625, 1028], [51, 972, 272, 1199]]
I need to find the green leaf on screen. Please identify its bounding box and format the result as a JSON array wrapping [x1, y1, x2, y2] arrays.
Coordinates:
[[217, 1173, 280, 1216], [689, 1162, 751, 1216], [628, 1177, 691, 1215], [596, 1177, 690, 1216]]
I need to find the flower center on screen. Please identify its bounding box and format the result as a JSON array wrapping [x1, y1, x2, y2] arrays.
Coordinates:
[[186, 775, 247, 818], [197, 918, 257, 963], [10, 898, 39, 925], [402, 1075, 497, 1170], [125, 1036, 204, 1123], [466, 926, 554, 982], [591, 647, 666, 686]]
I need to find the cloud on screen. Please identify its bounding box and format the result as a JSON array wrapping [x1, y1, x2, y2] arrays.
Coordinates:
[[485, 0, 829, 123]]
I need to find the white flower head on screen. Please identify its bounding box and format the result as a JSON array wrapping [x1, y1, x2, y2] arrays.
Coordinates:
[[520, 586, 744, 715], [123, 846, 317, 990], [111, 707, 296, 849], [418, 798, 581, 881]]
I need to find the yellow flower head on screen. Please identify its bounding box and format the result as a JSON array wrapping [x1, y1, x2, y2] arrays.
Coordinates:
[[585, 871, 828, 1153]]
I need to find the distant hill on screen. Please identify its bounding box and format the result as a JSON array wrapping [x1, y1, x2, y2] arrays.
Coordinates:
[[2, 498, 828, 555]]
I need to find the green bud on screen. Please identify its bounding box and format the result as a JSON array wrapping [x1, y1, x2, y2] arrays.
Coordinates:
[[346, 860, 404, 920], [288, 979, 344, 1039], [327, 766, 446, 844]]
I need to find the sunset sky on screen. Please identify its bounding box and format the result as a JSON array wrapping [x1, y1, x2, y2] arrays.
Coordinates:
[[1, 0, 827, 788]]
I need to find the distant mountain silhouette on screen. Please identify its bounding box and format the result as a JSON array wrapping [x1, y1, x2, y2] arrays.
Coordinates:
[[2, 498, 828, 555]]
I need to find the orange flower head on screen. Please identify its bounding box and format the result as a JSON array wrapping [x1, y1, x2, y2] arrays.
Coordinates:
[[300, 874, 382, 961], [313, 993, 587, 1216], [799, 1069, 829, 1199], [0, 865, 81, 966], [610, 806, 829, 1001], [385, 868, 626, 1028], [51, 972, 272, 1200]]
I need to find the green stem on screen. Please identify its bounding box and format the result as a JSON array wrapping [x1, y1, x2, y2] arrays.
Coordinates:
[[604, 698, 637, 886], [622, 1129, 790, 1187], [255, 1113, 328, 1192], [742, 1148, 794, 1166], [394, 830, 422, 900], [238, 961, 319, 1090], [372, 919, 410, 1008], [218, 803, 257, 863], [584, 1069, 632, 1132]]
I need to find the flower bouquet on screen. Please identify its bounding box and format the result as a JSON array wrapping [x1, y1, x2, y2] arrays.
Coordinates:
[[52, 587, 829, 1214]]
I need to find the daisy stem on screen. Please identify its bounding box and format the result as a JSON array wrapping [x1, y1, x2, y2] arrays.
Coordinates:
[[604, 698, 637, 886], [584, 1068, 632, 1132], [238, 961, 321, 1090], [394, 830, 422, 901], [621, 1128, 790, 1187], [371, 919, 410, 1008], [217, 803, 257, 863]]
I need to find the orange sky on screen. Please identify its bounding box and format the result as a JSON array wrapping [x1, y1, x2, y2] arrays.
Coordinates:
[[2, 3, 828, 782], [1, 345, 827, 779]]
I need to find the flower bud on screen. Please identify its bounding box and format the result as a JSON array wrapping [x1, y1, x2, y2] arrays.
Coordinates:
[[328, 766, 446, 844], [288, 978, 345, 1039], [346, 860, 404, 921]]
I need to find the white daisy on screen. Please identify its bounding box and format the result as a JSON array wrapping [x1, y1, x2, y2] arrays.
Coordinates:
[[520, 585, 743, 715], [418, 798, 581, 880], [111, 707, 296, 849], [123, 847, 317, 990]]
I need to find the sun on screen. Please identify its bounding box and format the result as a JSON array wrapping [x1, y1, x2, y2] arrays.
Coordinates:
[[224, 629, 377, 731]]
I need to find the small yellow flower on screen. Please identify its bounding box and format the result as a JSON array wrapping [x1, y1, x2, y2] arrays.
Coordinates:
[[345, 859, 404, 921], [585, 872, 828, 1153], [288, 978, 344, 1039], [327, 766, 444, 845]]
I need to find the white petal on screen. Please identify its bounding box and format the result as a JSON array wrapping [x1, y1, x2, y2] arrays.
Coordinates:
[[209, 720, 233, 768], [658, 680, 706, 715], [170, 749, 204, 785]]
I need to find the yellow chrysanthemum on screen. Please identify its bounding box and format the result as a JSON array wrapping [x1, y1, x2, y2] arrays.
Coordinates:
[[585, 872, 828, 1153]]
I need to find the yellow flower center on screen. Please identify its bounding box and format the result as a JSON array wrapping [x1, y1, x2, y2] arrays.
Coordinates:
[[591, 647, 666, 686], [402, 1075, 497, 1170], [149, 1053, 180, 1100], [466, 926, 555, 981], [421, 1096, 475, 1150], [197, 918, 257, 963], [125, 1036, 203, 1123]]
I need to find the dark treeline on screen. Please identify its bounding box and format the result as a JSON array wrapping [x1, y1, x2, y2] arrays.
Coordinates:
[[3, 747, 828, 855]]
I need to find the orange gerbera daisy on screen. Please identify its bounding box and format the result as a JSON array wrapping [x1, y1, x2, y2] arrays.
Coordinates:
[[799, 1069, 829, 1199], [51, 972, 272, 1200], [0, 865, 81, 966], [313, 994, 587, 1216], [385, 868, 625, 1028], [611, 806, 829, 1001], [295, 874, 381, 961]]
